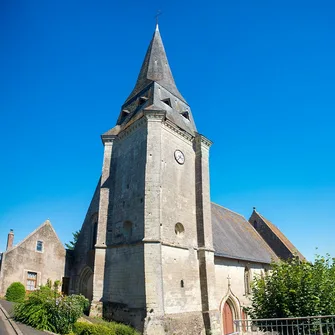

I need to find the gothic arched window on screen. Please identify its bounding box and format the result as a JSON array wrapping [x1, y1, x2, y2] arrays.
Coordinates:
[[123, 221, 133, 241], [244, 267, 251, 295], [91, 213, 98, 249]]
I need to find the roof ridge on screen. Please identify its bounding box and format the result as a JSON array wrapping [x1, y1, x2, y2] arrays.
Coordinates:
[[211, 202, 246, 220], [3, 220, 63, 254]]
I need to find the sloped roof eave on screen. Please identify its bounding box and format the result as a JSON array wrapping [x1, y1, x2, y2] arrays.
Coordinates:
[[214, 252, 273, 264]]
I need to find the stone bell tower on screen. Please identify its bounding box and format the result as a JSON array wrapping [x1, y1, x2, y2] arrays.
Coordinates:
[[90, 25, 221, 335]]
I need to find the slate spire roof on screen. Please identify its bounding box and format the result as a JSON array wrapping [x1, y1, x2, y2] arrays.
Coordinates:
[[125, 24, 186, 104], [110, 24, 197, 136]]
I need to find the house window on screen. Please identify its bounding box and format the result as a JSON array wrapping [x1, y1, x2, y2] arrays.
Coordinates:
[[36, 241, 43, 252], [26, 272, 37, 291]]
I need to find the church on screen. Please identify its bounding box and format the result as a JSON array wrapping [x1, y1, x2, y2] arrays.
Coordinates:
[[0, 25, 304, 335], [67, 25, 304, 335]]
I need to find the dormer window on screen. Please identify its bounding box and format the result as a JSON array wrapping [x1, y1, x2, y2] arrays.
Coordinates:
[[162, 98, 171, 107], [36, 240, 43, 252], [138, 96, 148, 106], [121, 109, 130, 121], [181, 111, 190, 120]]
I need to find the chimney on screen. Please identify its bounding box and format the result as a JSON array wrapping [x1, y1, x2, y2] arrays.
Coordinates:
[[6, 229, 14, 250]]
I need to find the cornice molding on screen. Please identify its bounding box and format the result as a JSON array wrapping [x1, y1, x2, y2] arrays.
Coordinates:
[[195, 132, 213, 148], [143, 109, 166, 121], [101, 134, 117, 144], [117, 117, 147, 141], [163, 119, 194, 142]]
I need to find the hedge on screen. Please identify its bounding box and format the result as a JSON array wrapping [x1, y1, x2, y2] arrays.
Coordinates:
[[5, 282, 26, 302], [73, 321, 139, 335]]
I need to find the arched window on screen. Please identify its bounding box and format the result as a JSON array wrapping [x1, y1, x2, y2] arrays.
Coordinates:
[[244, 267, 251, 295], [91, 213, 98, 249], [123, 221, 133, 241], [253, 220, 257, 229], [175, 223, 185, 237]]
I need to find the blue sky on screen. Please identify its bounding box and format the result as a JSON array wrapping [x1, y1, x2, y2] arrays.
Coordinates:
[[1, 0, 334, 261]]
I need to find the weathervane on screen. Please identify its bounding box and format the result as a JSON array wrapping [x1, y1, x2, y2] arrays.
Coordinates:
[[155, 10, 162, 25]]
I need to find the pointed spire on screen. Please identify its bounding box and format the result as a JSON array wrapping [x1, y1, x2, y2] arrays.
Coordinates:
[[113, 25, 197, 136], [124, 26, 186, 104]]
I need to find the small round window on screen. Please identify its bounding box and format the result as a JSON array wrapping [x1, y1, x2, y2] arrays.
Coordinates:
[[175, 223, 185, 237]]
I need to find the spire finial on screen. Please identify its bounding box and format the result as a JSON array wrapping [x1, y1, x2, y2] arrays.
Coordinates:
[[155, 10, 162, 29]]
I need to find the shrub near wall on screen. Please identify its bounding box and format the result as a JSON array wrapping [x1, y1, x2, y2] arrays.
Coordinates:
[[73, 320, 140, 335], [5, 282, 26, 302], [14, 285, 89, 334]]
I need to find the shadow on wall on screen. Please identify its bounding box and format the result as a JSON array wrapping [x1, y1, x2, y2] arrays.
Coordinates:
[[100, 139, 147, 332]]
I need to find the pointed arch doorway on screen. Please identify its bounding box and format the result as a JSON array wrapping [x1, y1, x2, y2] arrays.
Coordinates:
[[223, 301, 234, 335], [79, 266, 94, 302]]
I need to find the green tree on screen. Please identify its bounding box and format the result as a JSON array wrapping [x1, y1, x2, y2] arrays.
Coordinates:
[[246, 254, 335, 319], [65, 230, 80, 250]]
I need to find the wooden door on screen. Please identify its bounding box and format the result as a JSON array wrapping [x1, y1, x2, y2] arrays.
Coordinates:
[[223, 302, 234, 335]]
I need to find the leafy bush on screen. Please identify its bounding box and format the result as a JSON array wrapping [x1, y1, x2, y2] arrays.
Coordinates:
[[14, 284, 89, 334], [73, 320, 139, 335], [5, 282, 26, 302], [73, 322, 113, 335], [247, 254, 335, 319]]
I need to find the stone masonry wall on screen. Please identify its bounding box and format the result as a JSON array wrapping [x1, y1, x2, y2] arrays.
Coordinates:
[[159, 125, 203, 315], [214, 256, 270, 333], [160, 124, 197, 247], [70, 183, 101, 295], [161, 246, 202, 314], [102, 120, 148, 329]]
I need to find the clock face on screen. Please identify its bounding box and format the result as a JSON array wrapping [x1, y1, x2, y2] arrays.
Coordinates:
[[174, 150, 185, 165]]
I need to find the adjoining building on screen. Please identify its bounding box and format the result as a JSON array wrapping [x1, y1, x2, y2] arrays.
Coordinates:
[[0, 220, 66, 296]]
